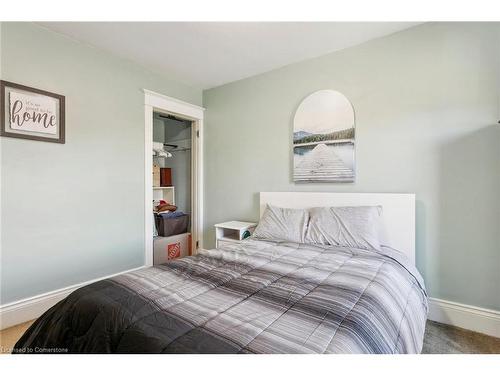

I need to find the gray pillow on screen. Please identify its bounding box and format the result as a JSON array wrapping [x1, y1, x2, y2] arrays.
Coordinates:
[[252, 204, 309, 243], [305, 206, 383, 251]]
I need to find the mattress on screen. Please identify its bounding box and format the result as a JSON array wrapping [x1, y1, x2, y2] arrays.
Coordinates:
[[15, 239, 428, 353]]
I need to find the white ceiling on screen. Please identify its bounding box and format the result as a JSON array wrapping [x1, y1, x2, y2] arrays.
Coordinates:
[[39, 22, 421, 89]]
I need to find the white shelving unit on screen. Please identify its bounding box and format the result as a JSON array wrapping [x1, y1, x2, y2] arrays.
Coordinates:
[[153, 186, 175, 204]]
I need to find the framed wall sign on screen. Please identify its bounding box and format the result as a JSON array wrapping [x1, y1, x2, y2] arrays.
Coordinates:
[[1, 80, 65, 143]]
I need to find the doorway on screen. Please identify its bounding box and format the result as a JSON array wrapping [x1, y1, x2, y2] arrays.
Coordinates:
[[144, 90, 204, 267]]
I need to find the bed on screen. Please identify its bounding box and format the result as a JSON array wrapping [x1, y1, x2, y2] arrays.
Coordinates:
[[14, 193, 428, 354]]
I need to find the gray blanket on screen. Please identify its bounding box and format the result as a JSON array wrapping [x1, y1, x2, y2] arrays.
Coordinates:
[[15, 239, 428, 353]]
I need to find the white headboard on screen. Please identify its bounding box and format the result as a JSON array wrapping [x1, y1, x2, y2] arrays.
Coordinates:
[[259, 192, 415, 264]]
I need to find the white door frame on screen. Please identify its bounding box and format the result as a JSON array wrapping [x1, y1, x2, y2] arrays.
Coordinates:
[[144, 89, 205, 267]]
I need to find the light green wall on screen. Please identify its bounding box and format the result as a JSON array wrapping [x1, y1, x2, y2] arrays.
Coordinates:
[[203, 23, 500, 310], [0, 22, 202, 304]]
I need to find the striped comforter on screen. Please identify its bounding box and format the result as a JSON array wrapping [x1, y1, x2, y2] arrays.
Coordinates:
[[15, 239, 428, 353]]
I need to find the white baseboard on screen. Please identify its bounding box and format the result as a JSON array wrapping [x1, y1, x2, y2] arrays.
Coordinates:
[[428, 297, 500, 338], [0, 266, 145, 330]]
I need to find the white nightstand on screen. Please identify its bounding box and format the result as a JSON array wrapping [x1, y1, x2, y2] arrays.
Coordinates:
[[214, 221, 257, 248]]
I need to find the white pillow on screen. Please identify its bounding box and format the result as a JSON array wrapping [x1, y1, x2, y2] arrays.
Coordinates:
[[305, 206, 383, 251], [252, 204, 309, 243]]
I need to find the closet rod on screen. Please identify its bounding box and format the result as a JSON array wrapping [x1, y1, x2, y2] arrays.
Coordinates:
[[158, 113, 188, 122], [170, 147, 191, 152]]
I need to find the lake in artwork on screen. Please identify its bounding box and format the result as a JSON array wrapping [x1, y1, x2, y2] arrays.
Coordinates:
[[293, 90, 355, 182]]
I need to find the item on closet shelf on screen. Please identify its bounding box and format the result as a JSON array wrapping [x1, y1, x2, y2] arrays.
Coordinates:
[[153, 164, 161, 187], [160, 168, 172, 187], [152, 142, 172, 158], [153, 232, 192, 264], [155, 212, 189, 237], [153, 199, 166, 211], [153, 141, 164, 150], [156, 203, 177, 213]]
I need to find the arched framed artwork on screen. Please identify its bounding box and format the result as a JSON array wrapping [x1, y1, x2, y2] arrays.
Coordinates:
[[293, 90, 355, 182]]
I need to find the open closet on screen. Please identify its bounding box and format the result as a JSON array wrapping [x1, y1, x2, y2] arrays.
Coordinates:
[[152, 111, 193, 263]]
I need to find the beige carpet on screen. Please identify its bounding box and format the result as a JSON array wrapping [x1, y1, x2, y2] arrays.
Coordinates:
[[0, 320, 34, 354], [1, 319, 499, 354], [423, 320, 500, 354]]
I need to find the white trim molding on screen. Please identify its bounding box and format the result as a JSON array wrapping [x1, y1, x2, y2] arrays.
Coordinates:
[[428, 297, 500, 338], [143, 89, 204, 120], [0, 266, 145, 330]]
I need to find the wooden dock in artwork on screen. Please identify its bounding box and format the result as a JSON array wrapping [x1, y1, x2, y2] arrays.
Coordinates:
[[294, 143, 354, 182], [292, 138, 354, 148]]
